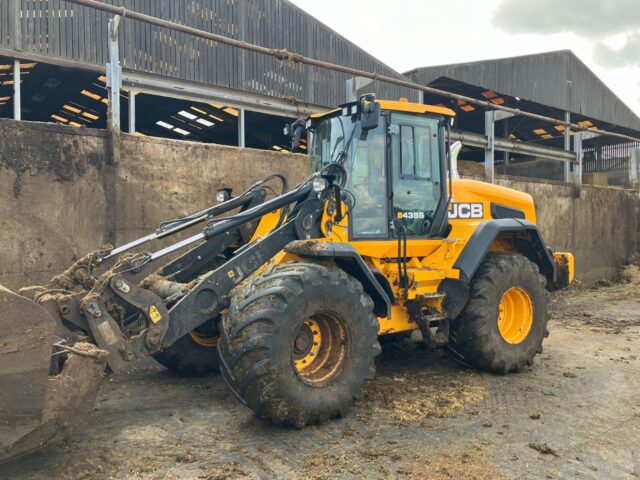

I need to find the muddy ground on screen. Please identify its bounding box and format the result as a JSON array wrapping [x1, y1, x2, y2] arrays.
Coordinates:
[[3, 272, 640, 479]]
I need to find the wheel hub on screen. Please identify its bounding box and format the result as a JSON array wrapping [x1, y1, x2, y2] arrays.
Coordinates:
[[497, 286, 534, 344], [293, 324, 314, 357], [293, 319, 322, 369], [292, 314, 346, 386]]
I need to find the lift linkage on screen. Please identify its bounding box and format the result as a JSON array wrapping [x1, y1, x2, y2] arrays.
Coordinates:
[[51, 176, 319, 372]]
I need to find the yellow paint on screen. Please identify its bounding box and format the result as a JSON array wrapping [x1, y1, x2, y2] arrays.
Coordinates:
[[249, 210, 283, 243], [554, 252, 575, 284], [148, 305, 162, 323], [293, 318, 322, 372], [497, 286, 534, 344], [378, 304, 416, 334], [310, 100, 455, 121], [236, 100, 572, 338], [377, 100, 455, 117]]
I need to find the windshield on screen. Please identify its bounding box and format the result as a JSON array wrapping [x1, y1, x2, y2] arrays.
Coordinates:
[[309, 114, 357, 171], [310, 114, 388, 238]]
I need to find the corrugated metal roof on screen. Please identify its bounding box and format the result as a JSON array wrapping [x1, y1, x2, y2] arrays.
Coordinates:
[[405, 50, 640, 132], [0, 0, 414, 108]]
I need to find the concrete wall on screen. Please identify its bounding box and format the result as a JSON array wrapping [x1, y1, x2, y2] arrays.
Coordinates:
[[0, 121, 110, 290], [0, 119, 638, 289], [0, 120, 308, 290], [115, 133, 309, 244], [463, 173, 640, 285]]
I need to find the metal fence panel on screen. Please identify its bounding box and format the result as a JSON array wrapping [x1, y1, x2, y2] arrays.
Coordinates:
[[584, 141, 640, 186]]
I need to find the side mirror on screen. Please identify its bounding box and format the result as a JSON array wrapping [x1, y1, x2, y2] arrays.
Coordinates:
[[359, 93, 380, 131], [284, 118, 306, 151]]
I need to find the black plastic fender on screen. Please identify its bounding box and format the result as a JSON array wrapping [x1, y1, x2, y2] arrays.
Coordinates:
[[284, 241, 392, 318], [454, 219, 556, 285]]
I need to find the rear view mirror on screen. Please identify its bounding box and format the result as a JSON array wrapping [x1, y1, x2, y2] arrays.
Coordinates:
[[285, 118, 306, 151], [359, 93, 380, 131]]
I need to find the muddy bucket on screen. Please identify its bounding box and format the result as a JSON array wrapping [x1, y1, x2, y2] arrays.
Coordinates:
[[0, 286, 106, 462]]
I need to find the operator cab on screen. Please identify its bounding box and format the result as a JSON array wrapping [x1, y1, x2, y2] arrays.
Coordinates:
[[307, 95, 456, 241]]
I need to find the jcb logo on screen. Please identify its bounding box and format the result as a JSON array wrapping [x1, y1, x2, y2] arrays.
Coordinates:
[[448, 203, 484, 219]]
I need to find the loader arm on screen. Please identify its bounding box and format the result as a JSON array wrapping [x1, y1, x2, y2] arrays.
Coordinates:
[[72, 178, 319, 371], [0, 172, 326, 463]]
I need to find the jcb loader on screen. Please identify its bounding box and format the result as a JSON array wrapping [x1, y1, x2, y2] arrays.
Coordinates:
[[0, 95, 574, 461]]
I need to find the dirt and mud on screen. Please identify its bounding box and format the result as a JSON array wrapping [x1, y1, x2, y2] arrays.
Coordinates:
[[2, 271, 640, 479]]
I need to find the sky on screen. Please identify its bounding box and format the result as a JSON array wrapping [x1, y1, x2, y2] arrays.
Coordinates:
[[288, 0, 640, 117]]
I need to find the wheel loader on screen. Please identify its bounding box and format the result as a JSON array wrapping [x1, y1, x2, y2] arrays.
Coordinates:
[[0, 94, 574, 462]]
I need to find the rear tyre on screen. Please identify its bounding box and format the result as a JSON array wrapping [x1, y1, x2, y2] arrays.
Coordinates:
[[445, 253, 548, 373], [153, 319, 220, 376], [218, 262, 380, 427]]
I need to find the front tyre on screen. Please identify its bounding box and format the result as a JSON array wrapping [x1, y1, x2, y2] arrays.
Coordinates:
[[218, 262, 380, 427], [445, 253, 549, 373], [152, 319, 220, 376]]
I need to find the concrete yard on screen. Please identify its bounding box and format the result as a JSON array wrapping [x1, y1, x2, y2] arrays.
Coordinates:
[[3, 272, 640, 480]]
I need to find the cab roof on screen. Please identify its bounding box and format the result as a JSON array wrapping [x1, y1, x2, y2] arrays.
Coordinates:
[[310, 99, 456, 119]]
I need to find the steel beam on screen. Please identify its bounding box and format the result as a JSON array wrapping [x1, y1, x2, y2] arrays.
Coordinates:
[[122, 70, 325, 118], [12, 59, 20, 120], [46, 0, 640, 145], [450, 130, 576, 162]]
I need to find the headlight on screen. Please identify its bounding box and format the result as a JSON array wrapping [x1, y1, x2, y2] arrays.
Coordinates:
[[216, 189, 231, 203], [312, 177, 328, 192]]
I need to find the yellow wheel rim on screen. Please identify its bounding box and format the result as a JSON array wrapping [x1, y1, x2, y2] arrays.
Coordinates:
[[189, 330, 219, 348], [497, 286, 534, 344], [293, 314, 346, 386]]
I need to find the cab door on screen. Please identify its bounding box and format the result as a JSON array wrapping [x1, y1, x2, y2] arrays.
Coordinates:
[[389, 113, 444, 237]]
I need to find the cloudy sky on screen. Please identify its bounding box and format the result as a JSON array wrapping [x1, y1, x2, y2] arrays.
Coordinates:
[[289, 0, 640, 116]]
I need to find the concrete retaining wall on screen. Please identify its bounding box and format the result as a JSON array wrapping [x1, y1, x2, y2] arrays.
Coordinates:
[[0, 119, 637, 289], [0, 120, 308, 290], [464, 174, 639, 285]]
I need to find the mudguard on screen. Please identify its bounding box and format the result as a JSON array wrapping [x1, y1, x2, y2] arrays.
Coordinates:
[[284, 241, 392, 318], [454, 219, 556, 285]]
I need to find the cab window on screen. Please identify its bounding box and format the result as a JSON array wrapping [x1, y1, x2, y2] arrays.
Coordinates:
[[344, 120, 388, 238], [391, 113, 441, 236]]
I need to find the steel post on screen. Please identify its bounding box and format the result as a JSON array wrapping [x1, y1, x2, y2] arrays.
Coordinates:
[[573, 132, 583, 195], [564, 111, 571, 182], [630, 148, 638, 189], [485, 111, 495, 183], [107, 17, 122, 130], [238, 108, 245, 147], [346, 78, 356, 103], [12, 59, 20, 120], [503, 119, 510, 168], [128, 91, 136, 133]]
